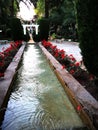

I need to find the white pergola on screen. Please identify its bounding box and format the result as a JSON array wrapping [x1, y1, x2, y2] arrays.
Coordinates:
[[22, 24, 39, 35]]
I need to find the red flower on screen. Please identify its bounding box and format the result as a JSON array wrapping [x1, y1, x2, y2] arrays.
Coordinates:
[[69, 54, 73, 57], [71, 57, 76, 61], [50, 45, 57, 50], [69, 54, 76, 61], [54, 52, 59, 57], [69, 69, 75, 74], [75, 62, 80, 67], [60, 49, 65, 53], [61, 53, 65, 59], [77, 105, 82, 111], [62, 65, 66, 69]]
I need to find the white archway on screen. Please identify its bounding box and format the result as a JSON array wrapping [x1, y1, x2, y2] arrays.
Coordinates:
[[22, 24, 39, 35]]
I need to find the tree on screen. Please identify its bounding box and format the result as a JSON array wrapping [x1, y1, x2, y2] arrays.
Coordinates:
[[75, 0, 98, 77], [0, 0, 19, 24], [35, 0, 45, 18], [49, 0, 76, 40]]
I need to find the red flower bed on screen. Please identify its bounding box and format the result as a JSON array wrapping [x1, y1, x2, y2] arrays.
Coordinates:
[[41, 40, 98, 101], [42, 40, 93, 79], [0, 40, 22, 77]]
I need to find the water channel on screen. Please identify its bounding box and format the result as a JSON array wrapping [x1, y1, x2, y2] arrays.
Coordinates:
[[1, 44, 88, 130]]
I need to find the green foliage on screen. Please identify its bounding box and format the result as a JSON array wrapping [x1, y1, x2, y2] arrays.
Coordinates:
[[23, 28, 30, 42], [6, 28, 12, 38], [49, 0, 77, 41], [35, 0, 45, 18], [35, 0, 77, 40], [32, 31, 40, 42], [39, 18, 50, 41], [0, 0, 19, 25], [75, 0, 98, 77], [49, 7, 64, 25], [11, 18, 24, 41], [49, 0, 64, 9]]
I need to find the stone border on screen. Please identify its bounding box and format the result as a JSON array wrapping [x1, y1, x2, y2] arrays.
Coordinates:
[[39, 42, 98, 130], [0, 42, 26, 124]]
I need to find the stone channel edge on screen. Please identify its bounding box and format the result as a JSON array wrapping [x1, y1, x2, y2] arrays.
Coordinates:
[[0, 42, 26, 125]]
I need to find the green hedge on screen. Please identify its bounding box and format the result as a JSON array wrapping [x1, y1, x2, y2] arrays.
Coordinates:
[[38, 18, 50, 41], [33, 32, 40, 42], [75, 0, 98, 77], [11, 18, 24, 41], [23, 28, 30, 42]]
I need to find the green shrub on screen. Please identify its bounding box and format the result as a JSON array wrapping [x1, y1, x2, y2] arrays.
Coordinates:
[[11, 18, 24, 41], [75, 0, 98, 77], [39, 18, 50, 41], [6, 28, 11, 38], [23, 28, 30, 42], [32, 30, 40, 42]]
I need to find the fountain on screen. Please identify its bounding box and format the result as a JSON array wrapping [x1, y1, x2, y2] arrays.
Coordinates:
[[1, 44, 89, 130]]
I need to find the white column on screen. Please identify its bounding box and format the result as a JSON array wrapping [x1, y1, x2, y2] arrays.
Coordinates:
[[23, 25, 26, 35], [22, 24, 39, 35], [35, 25, 39, 35]]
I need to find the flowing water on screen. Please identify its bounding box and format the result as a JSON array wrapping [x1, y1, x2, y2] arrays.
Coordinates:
[[1, 44, 88, 130]]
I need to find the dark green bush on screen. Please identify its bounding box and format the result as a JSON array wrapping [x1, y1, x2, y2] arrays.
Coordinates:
[[23, 28, 30, 42], [6, 28, 11, 38], [39, 18, 50, 41], [32, 30, 40, 42], [11, 18, 24, 41], [75, 0, 98, 77]]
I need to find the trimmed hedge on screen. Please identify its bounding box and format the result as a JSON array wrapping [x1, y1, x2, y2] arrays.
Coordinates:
[[11, 18, 24, 41], [75, 0, 98, 77], [38, 18, 50, 41], [23, 28, 30, 42]]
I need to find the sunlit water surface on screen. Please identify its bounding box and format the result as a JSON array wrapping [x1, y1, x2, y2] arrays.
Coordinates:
[[1, 44, 88, 130]]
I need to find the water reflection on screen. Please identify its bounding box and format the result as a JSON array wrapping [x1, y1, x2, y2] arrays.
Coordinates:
[[2, 45, 88, 130]]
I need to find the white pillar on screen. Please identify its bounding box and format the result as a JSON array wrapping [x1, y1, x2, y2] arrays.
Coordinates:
[[35, 25, 39, 35], [23, 25, 26, 35], [22, 24, 39, 35]]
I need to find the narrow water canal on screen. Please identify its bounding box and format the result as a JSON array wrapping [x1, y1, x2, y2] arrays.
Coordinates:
[[1, 44, 88, 130]]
